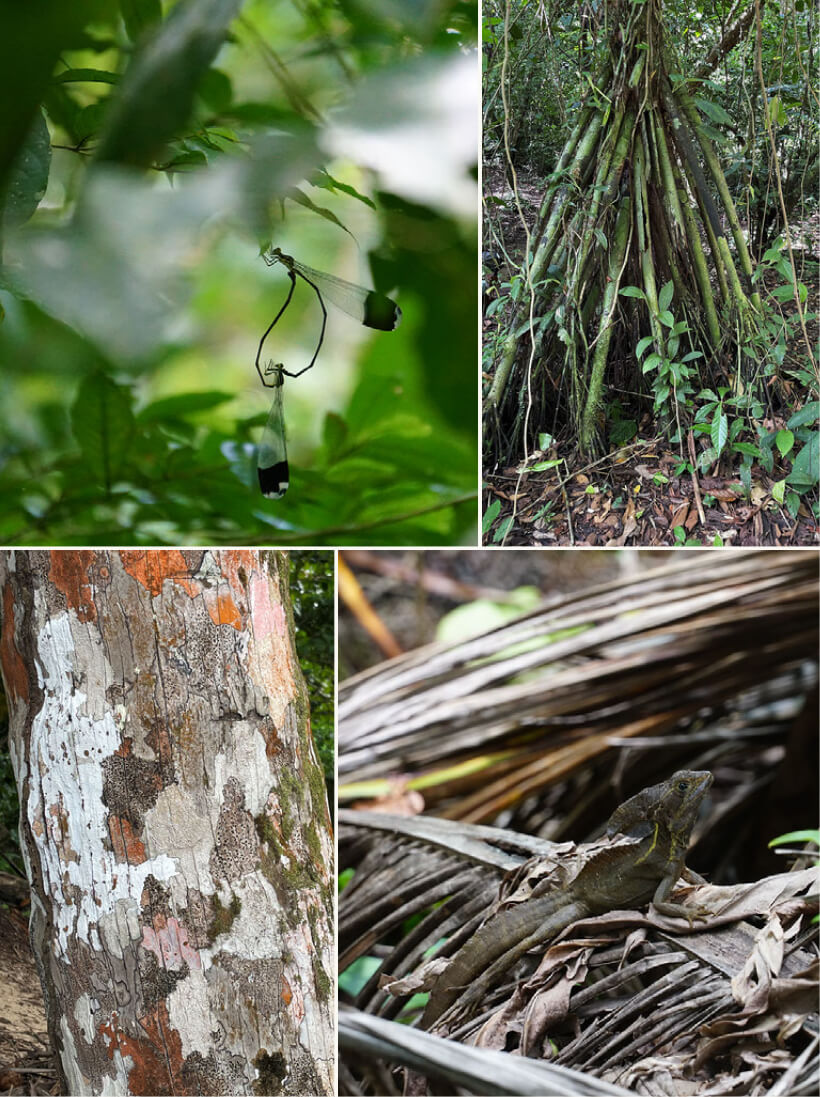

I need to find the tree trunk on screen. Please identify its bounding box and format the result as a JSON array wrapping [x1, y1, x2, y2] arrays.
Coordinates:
[[0, 550, 334, 1097]]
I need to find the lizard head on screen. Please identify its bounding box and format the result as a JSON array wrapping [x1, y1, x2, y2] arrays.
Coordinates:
[[656, 769, 713, 835]]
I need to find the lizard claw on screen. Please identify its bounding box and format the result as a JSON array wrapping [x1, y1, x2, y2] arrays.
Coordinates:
[[652, 900, 712, 929]]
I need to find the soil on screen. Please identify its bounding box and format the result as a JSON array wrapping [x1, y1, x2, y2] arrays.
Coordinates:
[[0, 905, 55, 1094]]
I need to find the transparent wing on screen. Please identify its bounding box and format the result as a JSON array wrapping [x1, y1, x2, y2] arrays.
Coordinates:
[[257, 372, 289, 499], [265, 247, 401, 331]]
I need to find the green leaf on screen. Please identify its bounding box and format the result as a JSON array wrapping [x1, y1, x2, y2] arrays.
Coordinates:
[[2, 109, 50, 229], [493, 515, 513, 543], [530, 459, 562, 471], [322, 412, 348, 459], [96, 0, 242, 167], [771, 478, 786, 503], [694, 96, 733, 125], [771, 283, 796, 302], [775, 429, 795, 458], [71, 373, 136, 488], [658, 279, 674, 312], [197, 68, 233, 113], [286, 187, 354, 237], [593, 227, 607, 249], [538, 432, 554, 449], [619, 285, 646, 299], [711, 413, 728, 455], [732, 442, 760, 456], [658, 310, 674, 328], [120, 0, 163, 42], [52, 68, 121, 85], [768, 95, 788, 126], [788, 402, 819, 429], [314, 171, 377, 209], [786, 433, 819, 487], [769, 829, 820, 849], [643, 352, 663, 373], [482, 498, 501, 533], [609, 419, 637, 445], [137, 391, 234, 422], [636, 335, 653, 358]]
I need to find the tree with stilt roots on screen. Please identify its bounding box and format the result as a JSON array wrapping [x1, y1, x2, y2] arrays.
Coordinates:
[[485, 0, 770, 466]]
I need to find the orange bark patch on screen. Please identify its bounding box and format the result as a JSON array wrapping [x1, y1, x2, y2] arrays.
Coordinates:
[[120, 550, 200, 598], [108, 816, 147, 863], [260, 717, 282, 761], [204, 589, 243, 630], [0, 584, 29, 704], [281, 974, 293, 1005], [99, 1002, 190, 1096], [48, 550, 98, 622]]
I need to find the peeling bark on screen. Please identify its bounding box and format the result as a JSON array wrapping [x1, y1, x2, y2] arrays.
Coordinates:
[[0, 550, 334, 1097]]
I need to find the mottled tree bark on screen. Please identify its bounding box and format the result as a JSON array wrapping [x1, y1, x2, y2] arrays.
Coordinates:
[[0, 550, 334, 1097]]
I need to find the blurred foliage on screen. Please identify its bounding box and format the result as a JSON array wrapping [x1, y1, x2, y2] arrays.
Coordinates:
[[290, 550, 334, 782], [0, 0, 478, 545]]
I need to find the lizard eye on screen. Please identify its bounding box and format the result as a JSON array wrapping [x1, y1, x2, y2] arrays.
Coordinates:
[[677, 780, 688, 792]]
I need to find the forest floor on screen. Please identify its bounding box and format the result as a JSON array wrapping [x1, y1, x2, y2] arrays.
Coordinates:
[[0, 904, 55, 1095], [482, 167, 819, 547]]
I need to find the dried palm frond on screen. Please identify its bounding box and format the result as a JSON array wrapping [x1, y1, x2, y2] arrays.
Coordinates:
[[338, 550, 819, 1094], [338, 810, 819, 1096], [339, 550, 818, 825], [339, 1007, 635, 1096]]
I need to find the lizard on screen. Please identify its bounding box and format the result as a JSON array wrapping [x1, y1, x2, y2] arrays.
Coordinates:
[[421, 769, 714, 1032]]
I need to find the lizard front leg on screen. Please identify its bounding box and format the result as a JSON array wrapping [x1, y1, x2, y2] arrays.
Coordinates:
[[651, 869, 713, 928]]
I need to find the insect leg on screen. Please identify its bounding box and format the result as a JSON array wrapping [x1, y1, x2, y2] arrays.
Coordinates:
[[255, 269, 297, 386]]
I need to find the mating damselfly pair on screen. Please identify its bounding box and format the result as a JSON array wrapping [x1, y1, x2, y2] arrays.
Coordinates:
[[255, 247, 402, 499]]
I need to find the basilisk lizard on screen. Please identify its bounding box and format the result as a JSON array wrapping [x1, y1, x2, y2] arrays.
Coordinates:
[[422, 769, 714, 1031]]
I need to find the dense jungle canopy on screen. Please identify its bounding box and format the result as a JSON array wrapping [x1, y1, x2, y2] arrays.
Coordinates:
[[483, 0, 818, 547]]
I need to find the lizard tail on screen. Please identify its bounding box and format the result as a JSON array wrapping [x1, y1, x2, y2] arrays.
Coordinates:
[[423, 898, 588, 1032]]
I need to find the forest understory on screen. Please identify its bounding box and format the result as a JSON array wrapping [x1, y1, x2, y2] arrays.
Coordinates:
[[483, 165, 819, 547], [482, 0, 819, 548]]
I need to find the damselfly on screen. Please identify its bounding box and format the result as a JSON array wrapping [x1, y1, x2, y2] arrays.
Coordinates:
[[255, 247, 402, 386], [256, 247, 401, 498]]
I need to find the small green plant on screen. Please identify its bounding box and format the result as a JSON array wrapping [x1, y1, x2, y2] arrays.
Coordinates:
[[769, 828, 820, 854], [607, 399, 638, 446], [627, 282, 702, 423]]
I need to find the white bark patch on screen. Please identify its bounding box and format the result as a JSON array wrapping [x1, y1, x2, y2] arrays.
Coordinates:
[[73, 994, 96, 1044], [31, 612, 177, 954], [98, 898, 143, 961], [166, 967, 213, 1057], [143, 782, 217, 899], [97, 1050, 133, 1096], [212, 725, 273, 818], [210, 872, 284, 959]]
